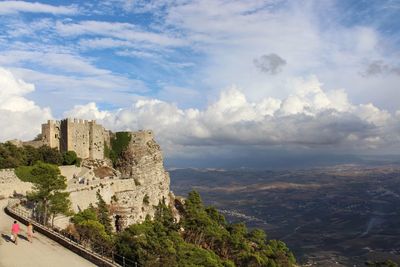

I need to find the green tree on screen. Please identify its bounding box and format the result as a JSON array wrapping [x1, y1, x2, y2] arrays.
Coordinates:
[[96, 190, 113, 235], [182, 191, 296, 267], [74, 190, 297, 267], [154, 198, 179, 232], [49, 191, 72, 227], [366, 260, 398, 267], [72, 205, 114, 254], [20, 162, 69, 225], [24, 145, 42, 166], [62, 150, 80, 166], [0, 142, 26, 168], [116, 202, 227, 267], [38, 145, 63, 165]]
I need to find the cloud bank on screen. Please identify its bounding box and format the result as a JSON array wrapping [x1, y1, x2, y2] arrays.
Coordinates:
[[1, 1, 400, 167], [63, 75, 400, 158], [0, 67, 52, 141], [1, 67, 398, 167]]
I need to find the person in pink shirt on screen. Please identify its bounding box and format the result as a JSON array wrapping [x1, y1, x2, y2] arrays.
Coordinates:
[[11, 221, 20, 245]]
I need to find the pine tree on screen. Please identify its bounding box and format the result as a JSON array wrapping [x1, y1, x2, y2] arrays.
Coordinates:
[[96, 190, 113, 234], [22, 162, 69, 225]]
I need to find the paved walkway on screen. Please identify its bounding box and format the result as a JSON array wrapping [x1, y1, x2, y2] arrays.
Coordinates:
[[0, 199, 95, 267]]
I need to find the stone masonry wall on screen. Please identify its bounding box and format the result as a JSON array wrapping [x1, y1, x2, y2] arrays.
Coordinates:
[[0, 169, 33, 198], [66, 119, 91, 159], [42, 120, 60, 150], [89, 122, 108, 160], [40, 118, 109, 160]]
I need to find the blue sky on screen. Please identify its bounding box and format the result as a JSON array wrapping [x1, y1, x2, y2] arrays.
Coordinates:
[[0, 0, 400, 167]]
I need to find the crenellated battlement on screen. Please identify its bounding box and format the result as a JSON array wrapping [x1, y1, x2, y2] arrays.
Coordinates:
[[37, 119, 153, 161], [40, 118, 110, 160]]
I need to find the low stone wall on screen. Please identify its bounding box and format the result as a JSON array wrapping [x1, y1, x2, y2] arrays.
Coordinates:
[[0, 169, 32, 198]]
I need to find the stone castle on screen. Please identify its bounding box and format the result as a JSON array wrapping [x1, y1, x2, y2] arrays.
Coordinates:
[[23, 118, 153, 161], [1, 118, 173, 230], [41, 118, 110, 160]]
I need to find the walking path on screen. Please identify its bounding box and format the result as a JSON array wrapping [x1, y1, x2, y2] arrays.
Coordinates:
[[0, 199, 95, 267]]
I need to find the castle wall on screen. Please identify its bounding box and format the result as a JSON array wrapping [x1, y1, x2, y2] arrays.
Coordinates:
[[23, 140, 45, 148], [0, 169, 33, 198], [42, 120, 60, 149], [131, 130, 154, 145], [89, 121, 106, 160], [66, 119, 90, 159], [42, 118, 108, 160]]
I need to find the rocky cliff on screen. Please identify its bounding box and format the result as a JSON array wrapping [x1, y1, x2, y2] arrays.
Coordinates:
[[63, 130, 172, 229], [112, 131, 171, 228]]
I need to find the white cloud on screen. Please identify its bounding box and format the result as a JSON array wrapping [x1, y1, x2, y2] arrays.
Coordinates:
[[8, 67, 147, 114], [0, 0, 399, 163], [0, 50, 110, 75], [0, 67, 52, 141], [0, 1, 77, 15], [160, 0, 400, 111], [65, 76, 400, 156], [64, 102, 110, 120], [55, 20, 186, 48]]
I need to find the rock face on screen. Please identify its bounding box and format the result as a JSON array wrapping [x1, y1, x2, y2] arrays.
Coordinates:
[[64, 130, 172, 230], [114, 131, 171, 228]]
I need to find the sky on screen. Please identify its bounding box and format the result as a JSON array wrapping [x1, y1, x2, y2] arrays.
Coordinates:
[[0, 0, 400, 168]]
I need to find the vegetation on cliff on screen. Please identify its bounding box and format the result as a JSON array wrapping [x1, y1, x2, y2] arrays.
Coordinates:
[[70, 190, 296, 267], [104, 132, 131, 166], [366, 260, 398, 267], [0, 141, 80, 168], [70, 203, 114, 252]]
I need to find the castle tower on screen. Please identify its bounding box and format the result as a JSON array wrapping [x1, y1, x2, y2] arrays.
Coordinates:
[[41, 118, 108, 160], [41, 120, 60, 150]]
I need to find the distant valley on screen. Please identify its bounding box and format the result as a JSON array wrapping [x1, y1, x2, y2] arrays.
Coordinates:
[[170, 165, 400, 266]]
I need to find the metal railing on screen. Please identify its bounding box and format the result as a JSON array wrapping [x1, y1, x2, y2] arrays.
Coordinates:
[[5, 199, 138, 267]]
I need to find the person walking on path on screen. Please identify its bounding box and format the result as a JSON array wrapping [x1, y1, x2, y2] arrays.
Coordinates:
[[11, 221, 20, 245], [27, 222, 33, 243]]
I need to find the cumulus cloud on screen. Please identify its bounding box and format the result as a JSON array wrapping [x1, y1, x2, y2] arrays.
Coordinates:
[[253, 54, 287, 75], [63, 102, 110, 120], [160, 0, 400, 111], [65, 76, 399, 156], [0, 67, 52, 141]]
